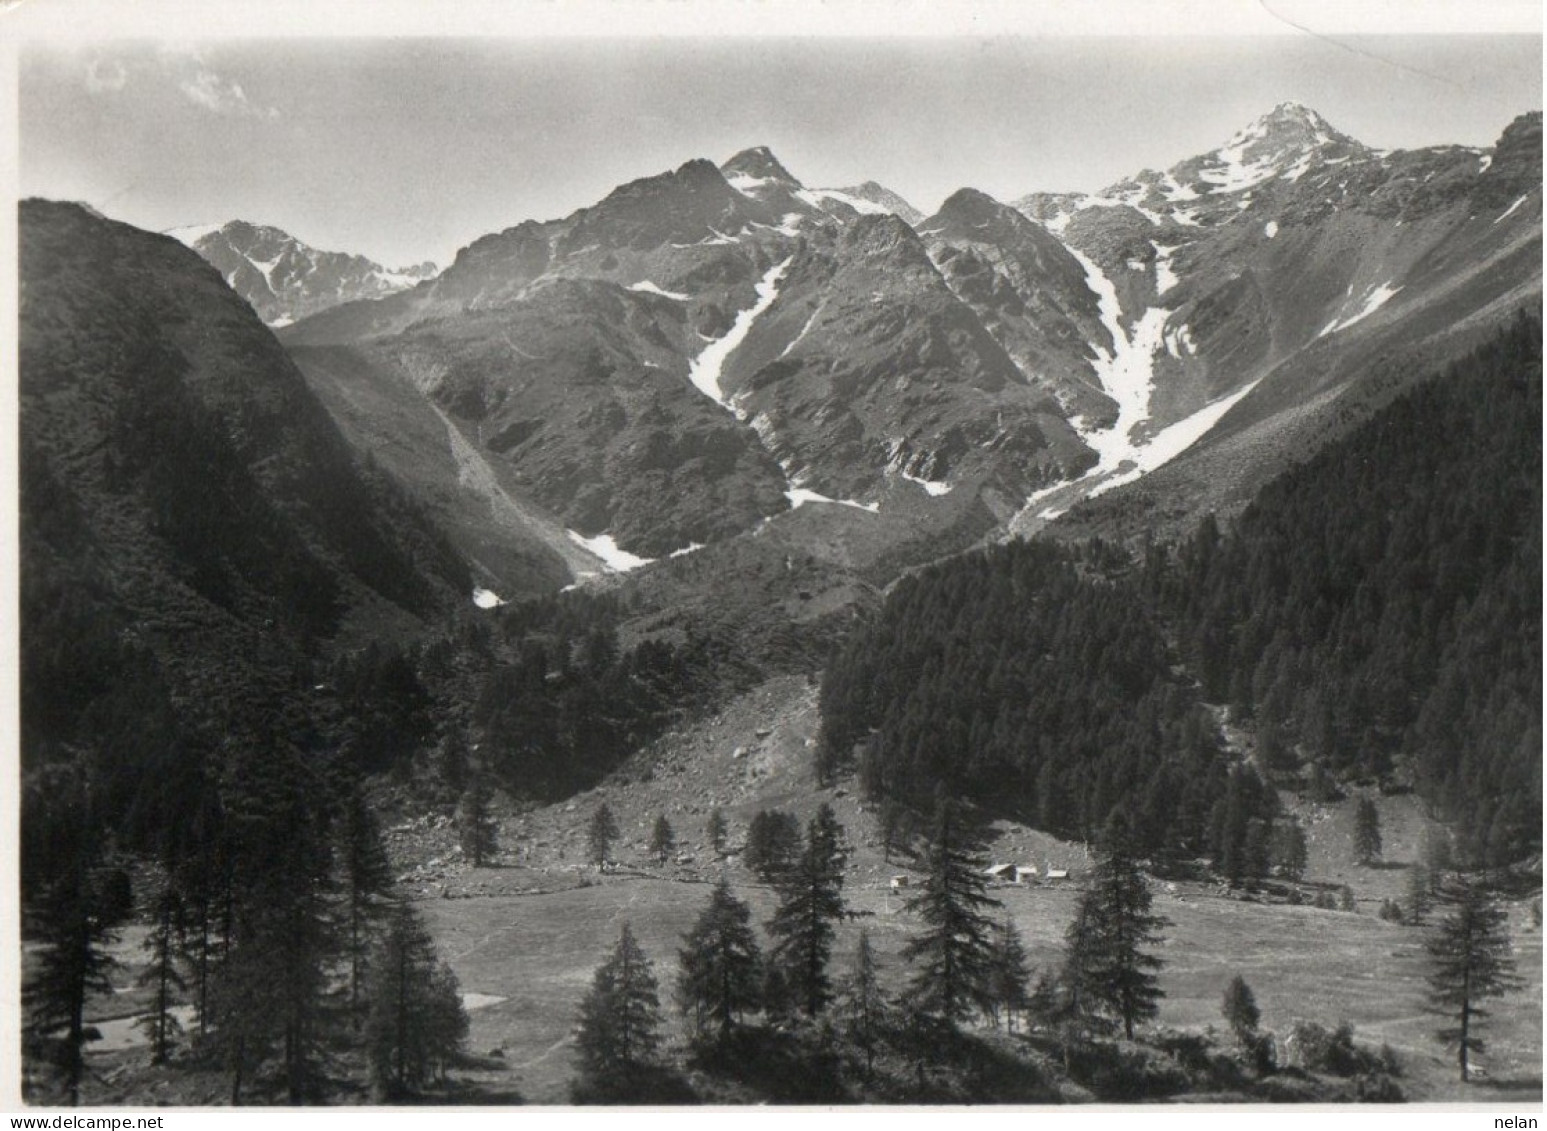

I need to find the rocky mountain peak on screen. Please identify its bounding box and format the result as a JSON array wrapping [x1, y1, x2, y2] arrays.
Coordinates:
[[722, 146, 801, 189], [931, 187, 1015, 228]]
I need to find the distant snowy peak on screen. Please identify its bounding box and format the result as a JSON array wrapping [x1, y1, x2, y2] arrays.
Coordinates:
[[719, 148, 923, 228], [1181, 102, 1370, 194], [722, 146, 802, 191], [187, 220, 437, 325], [827, 182, 925, 226]]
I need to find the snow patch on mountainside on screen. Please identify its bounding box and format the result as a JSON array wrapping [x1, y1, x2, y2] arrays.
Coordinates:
[[1318, 281, 1402, 338], [629, 280, 690, 300], [567, 531, 655, 572], [901, 469, 953, 496], [1088, 379, 1263, 497], [1494, 195, 1530, 224], [798, 188, 889, 216], [688, 257, 792, 406], [1066, 246, 1171, 477], [1264, 220, 1279, 238], [786, 487, 880, 513], [1152, 243, 1180, 294]]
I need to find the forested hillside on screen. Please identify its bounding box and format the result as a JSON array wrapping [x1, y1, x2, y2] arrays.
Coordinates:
[[821, 311, 1541, 868], [820, 538, 1277, 859], [1149, 312, 1542, 865]]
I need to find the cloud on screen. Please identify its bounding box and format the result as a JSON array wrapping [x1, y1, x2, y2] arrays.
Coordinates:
[[83, 56, 128, 94], [178, 67, 277, 118], [156, 43, 279, 119]]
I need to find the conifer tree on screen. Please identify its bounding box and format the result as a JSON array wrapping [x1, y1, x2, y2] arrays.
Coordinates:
[[576, 923, 663, 1082], [205, 745, 339, 1105], [365, 903, 468, 1097], [649, 815, 676, 865], [1221, 974, 1260, 1048], [1426, 879, 1523, 1082], [24, 864, 122, 1105], [901, 798, 1000, 1027], [1354, 797, 1383, 865], [588, 803, 620, 869], [706, 808, 728, 856], [1066, 820, 1168, 1040], [339, 787, 394, 1021], [21, 772, 123, 1106], [837, 929, 887, 1079], [137, 887, 186, 1065], [987, 915, 1032, 1032], [744, 809, 803, 882], [1406, 864, 1434, 926], [676, 880, 763, 1042], [457, 777, 498, 867], [769, 804, 848, 1017], [1273, 818, 1309, 881]]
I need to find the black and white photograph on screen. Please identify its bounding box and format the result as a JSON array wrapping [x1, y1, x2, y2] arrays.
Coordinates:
[[7, 0, 1542, 1112]]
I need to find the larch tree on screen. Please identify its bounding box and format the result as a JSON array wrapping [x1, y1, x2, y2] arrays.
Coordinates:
[[901, 797, 1000, 1028], [338, 786, 394, 1022], [649, 815, 676, 865], [576, 922, 664, 1082], [1066, 819, 1168, 1040], [456, 777, 498, 868], [837, 929, 887, 1079], [365, 902, 468, 1097], [987, 914, 1032, 1033], [768, 804, 848, 1017], [1426, 879, 1523, 1082], [706, 808, 728, 856], [676, 880, 763, 1043], [136, 887, 186, 1065], [588, 803, 620, 869]]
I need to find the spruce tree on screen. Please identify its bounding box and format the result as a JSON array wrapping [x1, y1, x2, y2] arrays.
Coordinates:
[[588, 803, 620, 869], [768, 804, 848, 1017], [1354, 797, 1383, 865], [576, 923, 664, 1082], [1426, 879, 1523, 1082], [676, 880, 763, 1042], [457, 777, 498, 867], [649, 815, 676, 865], [901, 798, 1000, 1027], [1067, 821, 1168, 1040]]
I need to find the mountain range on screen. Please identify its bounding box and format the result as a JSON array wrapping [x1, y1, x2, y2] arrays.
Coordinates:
[[31, 103, 1543, 610]]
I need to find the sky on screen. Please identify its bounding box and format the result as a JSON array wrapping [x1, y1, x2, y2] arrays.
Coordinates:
[[16, 7, 1543, 268]]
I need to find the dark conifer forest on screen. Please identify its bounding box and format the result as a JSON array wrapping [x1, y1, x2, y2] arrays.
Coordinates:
[[821, 313, 1542, 867]]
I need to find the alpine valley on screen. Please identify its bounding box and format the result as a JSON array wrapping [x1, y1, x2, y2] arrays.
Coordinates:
[[19, 101, 1543, 1108]]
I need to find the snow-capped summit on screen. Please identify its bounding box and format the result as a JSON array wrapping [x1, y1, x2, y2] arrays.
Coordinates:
[[721, 146, 802, 194], [184, 220, 437, 325], [1191, 102, 1368, 193]]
